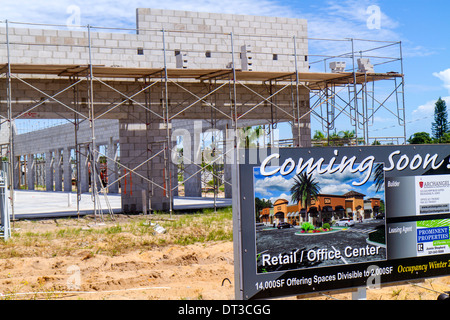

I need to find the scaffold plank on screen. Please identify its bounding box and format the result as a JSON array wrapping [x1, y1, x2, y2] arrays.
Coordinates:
[[0, 63, 403, 85]]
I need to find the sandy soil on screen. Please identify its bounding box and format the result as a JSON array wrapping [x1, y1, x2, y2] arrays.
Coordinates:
[[1, 216, 450, 300], [0, 242, 235, 300], [18, 244, 233, 300]]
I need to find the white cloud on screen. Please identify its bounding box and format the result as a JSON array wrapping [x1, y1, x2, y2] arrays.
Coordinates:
[[254, 174, 292, 197], [293, 0, 424, 76], [2, 0, 428, 66], [312, 165, 363, 186], [324, 0, 398, 29], [320, 183, 353, 195], [407, 69, 450, 122], [373, 116, 395, 123], [401, 44, 436, 58], [412, 100, 435, 117], [433, 69, 450, 93], [269, 193, 290, 205], [366, 182, 384, 196], [305, 1, 400, 51], [0, 0, 294, 28], [411, 96, 450, 119], [0, 0, 397, 37]]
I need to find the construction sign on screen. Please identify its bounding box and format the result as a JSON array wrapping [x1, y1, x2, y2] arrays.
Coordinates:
[[232, 145, 450, 299]]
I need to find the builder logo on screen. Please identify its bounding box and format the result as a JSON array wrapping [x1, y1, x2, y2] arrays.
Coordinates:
[[421, 180, 450, 188]]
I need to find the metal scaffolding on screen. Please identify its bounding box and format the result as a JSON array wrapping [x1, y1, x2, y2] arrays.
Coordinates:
[[307, 37, 406, 145], [0, 19, 406, 222]]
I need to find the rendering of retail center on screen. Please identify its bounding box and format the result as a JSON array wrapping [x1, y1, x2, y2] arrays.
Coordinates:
[[258, 192, 381, 226]]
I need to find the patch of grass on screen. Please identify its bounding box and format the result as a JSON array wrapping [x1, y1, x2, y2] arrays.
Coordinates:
[[391, 288, 402, 298], [0, 207, 233, 258], [57, 228, 82, 238], [103, 225, 123, 234], [164, 207, 233, 245]]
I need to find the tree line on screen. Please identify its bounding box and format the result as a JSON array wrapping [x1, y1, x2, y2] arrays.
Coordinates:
[[312, 129, 366, 146], [408, 97, 450, 144]]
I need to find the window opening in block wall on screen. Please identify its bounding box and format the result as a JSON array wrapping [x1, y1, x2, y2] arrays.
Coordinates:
[[273, 54, 278, 61], [137, 48, 144, 55], [205, 51, 212, 58]]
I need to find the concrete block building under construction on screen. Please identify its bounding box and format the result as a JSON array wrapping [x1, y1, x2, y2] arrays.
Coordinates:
[[0, 8, 405, 214]]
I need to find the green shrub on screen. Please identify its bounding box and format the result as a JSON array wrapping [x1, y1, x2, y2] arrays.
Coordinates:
[[368, 226, 385, 245], [300, 222, 315, 232]]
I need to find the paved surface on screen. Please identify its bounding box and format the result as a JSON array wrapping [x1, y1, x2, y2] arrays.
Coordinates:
[[172, 196, 232, 210], [256, 220, 386, 273], [8, 190, 232, 219]]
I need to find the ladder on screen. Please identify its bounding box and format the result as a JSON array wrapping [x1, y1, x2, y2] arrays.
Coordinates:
[[395, 76, 406, 126]]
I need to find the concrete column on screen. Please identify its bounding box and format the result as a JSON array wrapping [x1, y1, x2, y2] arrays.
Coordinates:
[[184, 140, 202, 197], [54, 149, 62, 191], [184, 123, 202, 197], [171, 160, 178, 198], [293, 103, 312, 148], [63, 148, 72, 192], [13, 156, 20, 189], [80, 146, 89, 193], [119, 118, 170, 213], [45, 151, 54, 191], [107, 138, 119, 193], [27, 154, 35, 190], [93, 144, 101, 191], [222, 124, 233, 199], [224, 164, 232, 198], [292, 123, 311, 147]]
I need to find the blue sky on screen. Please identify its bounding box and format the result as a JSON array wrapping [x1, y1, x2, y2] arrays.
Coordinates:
[[2, 0, 449, 140]]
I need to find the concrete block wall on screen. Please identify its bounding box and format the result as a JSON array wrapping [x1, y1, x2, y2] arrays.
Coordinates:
[[136, 8, 308, 72], [0, 8, 308, 72], [13, 119, 119, 155], [5, 74, 311, 209], [119, 118, 178, 212], [13, 119, 119, 193], [0, 26, 154, 68], [2, 77, 311, 123], [0, 8, 312, 212]]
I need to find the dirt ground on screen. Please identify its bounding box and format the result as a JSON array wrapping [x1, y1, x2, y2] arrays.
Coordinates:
[[0, 241, 236, 300], [1, 215, 450, 300]]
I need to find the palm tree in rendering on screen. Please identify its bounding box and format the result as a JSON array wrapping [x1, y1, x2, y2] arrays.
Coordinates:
[[373, 163, 384, 192], [290, 172, 321, 214]]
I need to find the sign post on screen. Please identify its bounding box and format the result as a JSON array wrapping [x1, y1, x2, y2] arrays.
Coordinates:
[[0, 167, 11, 241], [233, 145, 450, 300]]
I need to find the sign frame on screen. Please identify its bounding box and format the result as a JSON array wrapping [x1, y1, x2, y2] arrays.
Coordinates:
[[233, 145, 450, 300], [0, 168, 11, 241]]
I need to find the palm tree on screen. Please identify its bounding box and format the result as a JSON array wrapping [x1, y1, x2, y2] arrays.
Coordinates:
[[241, 126, 263, 148], [313, 130, 326, 141], [373, 163, 384, 192], [290, 172, 321, 221]]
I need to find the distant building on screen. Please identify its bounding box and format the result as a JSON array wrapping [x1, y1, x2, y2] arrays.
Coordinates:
[[258, 191, 382, 226]]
